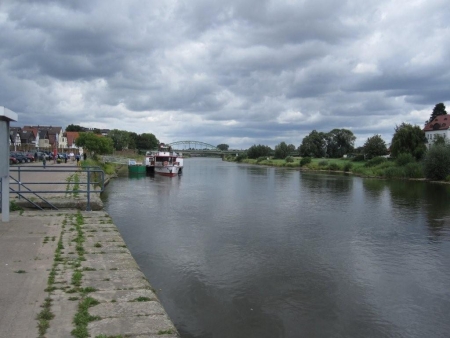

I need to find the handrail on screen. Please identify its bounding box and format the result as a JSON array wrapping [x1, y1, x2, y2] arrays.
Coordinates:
[[6, 165, 105, 211]]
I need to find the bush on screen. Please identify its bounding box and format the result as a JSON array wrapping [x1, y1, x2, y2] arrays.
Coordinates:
[[404, 162, 423, 178], [235, 153, 248, 163], [364, 156, 387, 167], [343, 162, 353, 172], [318, 160, 328, 166], [384, 166, 405, 179], [256, 156, 267, 163], [328, 163, 340, 171], [396, 153, 415, 166], [285, 156, 294, 163], [352, 154, 365, 162], [300, 157, 312, 166], [422, 144, 450, 180]]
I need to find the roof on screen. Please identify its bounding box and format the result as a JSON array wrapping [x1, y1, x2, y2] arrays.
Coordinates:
[[423, 115, 450, 131], [65, 131, 80, 146]]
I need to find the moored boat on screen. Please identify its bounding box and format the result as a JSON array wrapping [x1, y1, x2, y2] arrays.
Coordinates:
[[145, 143, 183, 177]]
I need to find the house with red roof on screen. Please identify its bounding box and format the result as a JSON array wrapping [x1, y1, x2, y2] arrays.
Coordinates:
[[423, 115, 450, 147]]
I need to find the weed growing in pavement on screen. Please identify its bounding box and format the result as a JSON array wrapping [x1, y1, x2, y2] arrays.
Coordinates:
[[71, 297, 101, 338], [36, 297, 54, 337]]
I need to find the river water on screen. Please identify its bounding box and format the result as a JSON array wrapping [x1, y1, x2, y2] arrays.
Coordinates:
[[101, 158, 450, 338]]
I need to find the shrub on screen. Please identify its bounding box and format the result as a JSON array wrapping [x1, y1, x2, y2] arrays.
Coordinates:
[[404, 162, 423, 178], [384, 166, 405, 179], [285, 156, 294, 163], [328, 163, 340, 171], [318, 160, 328, 167], [396, 153, 415, 166], [343, 162, 353, 172], [300, 157, 312, 166], [256, 156, 267, 163], [235, 153, 247, 163], [422, 144, 450, 180], [352, 154, 365, 162], [364, 156, 386, 167]]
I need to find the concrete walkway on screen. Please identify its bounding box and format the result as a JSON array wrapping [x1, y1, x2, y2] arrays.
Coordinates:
[[1, 165, 180, 337]]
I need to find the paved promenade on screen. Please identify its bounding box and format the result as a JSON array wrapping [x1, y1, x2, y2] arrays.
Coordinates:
[[1, 163, 179, 337]]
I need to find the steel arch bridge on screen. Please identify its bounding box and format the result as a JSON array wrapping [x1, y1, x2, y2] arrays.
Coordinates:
[[168, 141, 219, 151]]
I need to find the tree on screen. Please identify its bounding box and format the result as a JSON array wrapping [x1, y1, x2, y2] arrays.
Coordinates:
[[217, 144, 229, 151], [299, 130, 327, 158], [128, 132, 138, 150], [287, 144, 296, 153], [75, 132, 114, 157], [326, 129, 355, 158], [429, 103, 447, 123], [274, 142, 290, 159], [107, 129, 131, 151], [423, 144, 450, 180], [66, 124, 83, 132], [247, 144, 272, 159], [136, 133, 159, 150], [363, 135, 388, 159], [390, 123, 427, 160]]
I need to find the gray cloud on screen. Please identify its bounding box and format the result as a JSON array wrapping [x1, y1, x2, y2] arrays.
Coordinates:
[[1, 0, 449, 148]]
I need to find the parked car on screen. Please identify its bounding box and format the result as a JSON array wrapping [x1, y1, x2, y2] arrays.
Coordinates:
[[10, 152, 27, 163], [10, 156, 18, 165], [25, 152, 35, 162]]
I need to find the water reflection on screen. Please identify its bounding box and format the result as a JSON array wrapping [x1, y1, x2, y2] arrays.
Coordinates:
[[102, 158, 450, 338]]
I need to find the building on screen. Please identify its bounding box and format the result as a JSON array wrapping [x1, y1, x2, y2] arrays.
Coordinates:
[[423, 115, 450, 147]]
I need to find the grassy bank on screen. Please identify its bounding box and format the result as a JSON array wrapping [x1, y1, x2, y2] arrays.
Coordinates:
[[225, 155, 435, 180]]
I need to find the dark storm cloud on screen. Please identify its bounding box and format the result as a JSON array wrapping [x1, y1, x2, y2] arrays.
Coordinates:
[[1, 0, 449, 148]]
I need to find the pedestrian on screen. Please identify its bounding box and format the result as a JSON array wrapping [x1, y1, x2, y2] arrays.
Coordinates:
[[42, 156, 46, 169], [34, 152, 38, 162], [76, 153, 80, 166]]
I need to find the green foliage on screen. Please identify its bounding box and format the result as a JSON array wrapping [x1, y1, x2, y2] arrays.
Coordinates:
[[75, 133, 114, 157], [326, 129, 355, 158], [299, 130, 327, 158], [422, 144, 450, 180], [66, 124, 83, 132], [256, 156, 268, 163], [429, 102, 447, 123], [318, 160, 328, 166], [235, 153, 247, 162], [328, 163, 340, 171], [395, 153, 415, 166], [364, 156, 387, 167], [404, 162, 423, 178], [363, 134, 388, 159], [247, 144, 272, 159], [217, 144, 229, 151], [300, 157, 312, 166], [343, 162, 353, 172], [285, 156, 294, 163], [10, 200, 23, 212], [390, 123, 426, 160], [136, 133, 159, 151], [433, 134, 447, 146], [352, 154, 365, 162], [107, 129, 132, 151], [274, 142, 290, 159]]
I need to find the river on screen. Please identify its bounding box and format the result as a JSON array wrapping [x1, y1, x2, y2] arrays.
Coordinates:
[[101, 157, 450, 338]]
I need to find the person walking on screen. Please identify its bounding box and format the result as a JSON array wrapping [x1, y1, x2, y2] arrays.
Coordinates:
[[42, 156, 46, 169], [76, 153, 81, 167]]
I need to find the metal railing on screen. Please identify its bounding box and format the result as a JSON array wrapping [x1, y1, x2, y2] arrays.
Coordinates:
[[5, 165, 104, 211]]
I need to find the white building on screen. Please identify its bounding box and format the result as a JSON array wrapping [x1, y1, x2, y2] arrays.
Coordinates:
[[423, 115, 450, 147]]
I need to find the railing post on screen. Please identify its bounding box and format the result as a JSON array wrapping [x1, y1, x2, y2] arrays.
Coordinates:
[[86, 166, 91, 211], [18, 166, 21, 200]]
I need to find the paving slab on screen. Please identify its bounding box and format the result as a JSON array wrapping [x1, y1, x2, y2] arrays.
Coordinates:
[[0, 209, 180, 337]]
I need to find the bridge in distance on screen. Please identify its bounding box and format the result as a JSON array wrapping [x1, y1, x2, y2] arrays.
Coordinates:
[[167, 141, 242, 155]]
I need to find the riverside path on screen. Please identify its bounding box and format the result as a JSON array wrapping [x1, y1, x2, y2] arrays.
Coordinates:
[[0, 163, 179, 337]]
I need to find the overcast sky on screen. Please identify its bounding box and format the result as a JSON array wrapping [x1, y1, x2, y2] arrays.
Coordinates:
[[1, 0, 449, 149]]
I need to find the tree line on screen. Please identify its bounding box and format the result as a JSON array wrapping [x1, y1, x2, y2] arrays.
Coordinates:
[[244, 103, 447, 161]]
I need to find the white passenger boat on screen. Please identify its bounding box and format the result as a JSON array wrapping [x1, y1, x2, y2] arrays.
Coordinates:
[[145, 143, 183, 177]]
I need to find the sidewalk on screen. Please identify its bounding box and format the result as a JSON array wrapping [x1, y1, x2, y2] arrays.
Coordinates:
[[1, 168, 179, 337]]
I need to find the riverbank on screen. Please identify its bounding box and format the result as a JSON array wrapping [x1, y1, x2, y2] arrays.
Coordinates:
[[1, 164, 179, 337], [225, 156, 450, 183]]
